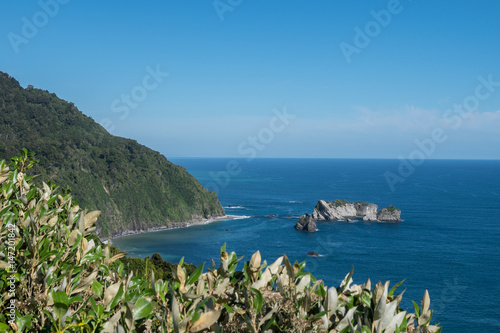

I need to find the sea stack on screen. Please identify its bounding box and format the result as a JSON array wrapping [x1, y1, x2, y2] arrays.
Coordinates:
[[376, 205, 401, 222], [295, 199, 402, 232], [294, 214, 317, 232]]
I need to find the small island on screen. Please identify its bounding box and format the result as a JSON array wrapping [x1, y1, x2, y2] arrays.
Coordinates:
[[295, 199, 401, 232]]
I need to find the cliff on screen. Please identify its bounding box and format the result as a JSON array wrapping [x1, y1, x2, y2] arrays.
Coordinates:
[[295, 199, 401, 231], [0, 72, 225, 237]]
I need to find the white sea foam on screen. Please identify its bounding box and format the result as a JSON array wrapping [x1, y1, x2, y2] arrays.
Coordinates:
[[231, 215, 252, 220], [224, 205, 245, 209]]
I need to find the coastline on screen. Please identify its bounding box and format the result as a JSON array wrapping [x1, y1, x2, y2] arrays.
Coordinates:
[[102, 215, 243, 243]]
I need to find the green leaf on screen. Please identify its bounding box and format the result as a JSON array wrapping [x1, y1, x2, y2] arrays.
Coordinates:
[[53, 291, 69, 305], [316, 283, 326, 298], [89, 297, 98, 314], [0, 322, 10, 332], [81, 253, 104, 264], [98, 304, 104, 317], [186, 262, 205, 286], [16, 315, 33, 332], [360, 293, 371, 307], [223, 304, 234, 314], [412, 300, 421, 317], [68, 296, 84, 305], [264, 317, 278, 331], [388, 279, 406, 298], [54, 303, 68, 320], [133, 297, 154, 320], [108, 283, 124, 310], [251, 288, 264, 314], [92, 280, 104, 298]]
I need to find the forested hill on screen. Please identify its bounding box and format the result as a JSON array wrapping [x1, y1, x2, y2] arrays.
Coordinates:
[[0, 71, 225, 237]]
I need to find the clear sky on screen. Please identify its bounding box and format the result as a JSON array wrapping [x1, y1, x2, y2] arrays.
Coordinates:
[[1, 1, 499, 159]]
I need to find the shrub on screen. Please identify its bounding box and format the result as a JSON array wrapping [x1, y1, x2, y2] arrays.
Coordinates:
[[385, 205, 400, 213], [333, 199, 349, 207]]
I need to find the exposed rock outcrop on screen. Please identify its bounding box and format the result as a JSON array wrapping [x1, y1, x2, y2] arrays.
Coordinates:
[[294, 214, 317, 232], [312, 200, 381, 221], [355, 202, 378, 221], [295, 199, 401, 232], [376, 205, 401, 222], [312, 200, 356, 220]]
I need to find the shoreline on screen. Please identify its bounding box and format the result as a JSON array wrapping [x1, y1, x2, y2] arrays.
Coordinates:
[[102, 215, 244, 243]]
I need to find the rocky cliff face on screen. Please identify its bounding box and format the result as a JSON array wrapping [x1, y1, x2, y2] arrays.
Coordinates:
[[294, 214, 317, 232], [355, 202, 378, 221], [295, 199, 401, 232], [312, 200, 381, 221], [376, 206, 401, 222], [312, 200, 356, 220]]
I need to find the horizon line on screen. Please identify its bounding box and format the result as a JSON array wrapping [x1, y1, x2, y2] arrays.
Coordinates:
[[167, 156, 500, 161]]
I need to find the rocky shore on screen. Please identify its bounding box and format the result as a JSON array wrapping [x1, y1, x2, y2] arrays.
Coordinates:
[[295, 199, 401, 232]]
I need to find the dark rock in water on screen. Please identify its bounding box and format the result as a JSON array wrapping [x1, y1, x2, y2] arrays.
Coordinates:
[[228, 205, 232, 208], [307, 252, 320, 257], [225, 228, 229, 231], [376, 205, 401, 222], [294, 214, 317, 232], [267, 214, 277, 218], [346, 218, 355, 223]]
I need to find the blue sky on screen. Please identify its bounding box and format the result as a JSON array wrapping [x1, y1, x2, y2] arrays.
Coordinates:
[[1, 0, 499, 159]]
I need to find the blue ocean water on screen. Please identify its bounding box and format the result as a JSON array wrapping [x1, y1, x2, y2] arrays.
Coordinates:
[[113, 158, 500, 332]]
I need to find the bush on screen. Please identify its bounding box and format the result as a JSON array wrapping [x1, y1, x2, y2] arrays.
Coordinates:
[[0, 150, 441, 332]]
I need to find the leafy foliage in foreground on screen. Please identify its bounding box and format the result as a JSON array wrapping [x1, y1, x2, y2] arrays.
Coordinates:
[[0, 72, 224, 237], [111, 248, 196, 284], [0, 152, 441, 332]]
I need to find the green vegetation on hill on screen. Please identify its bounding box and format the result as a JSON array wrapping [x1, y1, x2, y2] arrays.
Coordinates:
[[0, 72, 224, 236], [0, 153, 441, 332]]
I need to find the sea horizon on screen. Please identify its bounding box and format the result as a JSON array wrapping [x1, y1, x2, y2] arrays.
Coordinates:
[[168, 156, 500, 161]]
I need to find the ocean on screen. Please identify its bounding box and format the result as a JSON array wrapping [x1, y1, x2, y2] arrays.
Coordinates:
[[112, 158, 500, 332]]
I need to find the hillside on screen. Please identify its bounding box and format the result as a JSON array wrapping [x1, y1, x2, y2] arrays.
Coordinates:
[[0, 71, 225, 237]]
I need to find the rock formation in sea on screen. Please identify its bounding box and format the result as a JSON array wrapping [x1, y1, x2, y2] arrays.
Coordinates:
[[295, 199, 401, 232], [376, 205, 402, 222], [294, 214, 317, 232]]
